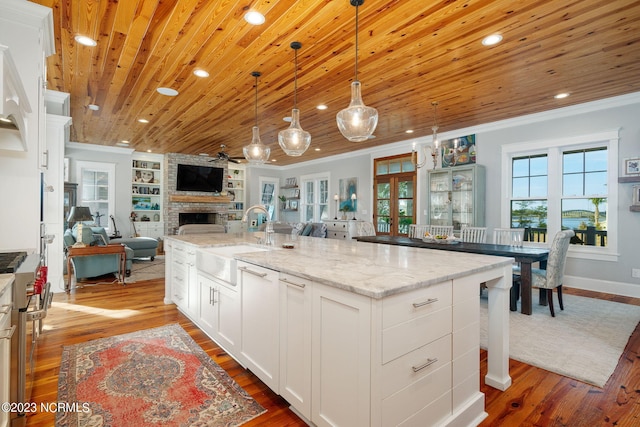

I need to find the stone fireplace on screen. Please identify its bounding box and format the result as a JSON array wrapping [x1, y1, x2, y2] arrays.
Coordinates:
[[164, 153, 230, 235]]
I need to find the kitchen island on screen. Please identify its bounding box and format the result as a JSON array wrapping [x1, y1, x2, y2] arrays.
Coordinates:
[[164, 232, 514, 427]]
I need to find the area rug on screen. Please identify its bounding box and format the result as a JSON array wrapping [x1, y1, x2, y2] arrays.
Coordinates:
[[125, 255, 165, 283], [56, 324, 266, 426], [480, 293, 640, 388]]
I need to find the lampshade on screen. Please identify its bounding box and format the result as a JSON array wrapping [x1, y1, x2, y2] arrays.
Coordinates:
[[243, 72, 271, 164], [278, 42, 311, 156], [67, 206, 93, 223], [336, 0, 378, 142]]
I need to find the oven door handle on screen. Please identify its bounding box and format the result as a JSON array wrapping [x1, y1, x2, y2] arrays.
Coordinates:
[[0, 325, 16, 340]]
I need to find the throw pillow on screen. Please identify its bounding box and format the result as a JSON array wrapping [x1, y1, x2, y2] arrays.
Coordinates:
[[301, 223, 314, 236]]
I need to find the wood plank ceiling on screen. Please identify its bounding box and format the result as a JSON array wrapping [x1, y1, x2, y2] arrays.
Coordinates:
[[33, 0, 640, 165]]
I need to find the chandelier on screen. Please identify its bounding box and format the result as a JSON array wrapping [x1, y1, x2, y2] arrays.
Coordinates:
[[243, 71, 271, 164]]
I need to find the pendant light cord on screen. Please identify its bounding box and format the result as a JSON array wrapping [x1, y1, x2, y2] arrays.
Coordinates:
[[294, 47, 298, 109], [254, 75, 259, 128], [354, 2, 360, 81]]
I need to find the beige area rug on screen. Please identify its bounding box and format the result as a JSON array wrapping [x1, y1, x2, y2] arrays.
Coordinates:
[[125, 255, 165, 283], [480, 293, 640, 388]]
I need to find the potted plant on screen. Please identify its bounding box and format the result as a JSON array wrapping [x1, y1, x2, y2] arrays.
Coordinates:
[[339, 205, 351, 220], [278, 195, 287, 210]]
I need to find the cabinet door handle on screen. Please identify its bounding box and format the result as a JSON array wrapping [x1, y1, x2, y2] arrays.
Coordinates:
[[239, 266, 267, 278], [0, 325, 16, 340], [412, 298, 438, 308], [210, 287, 217, 306], [412, 358, 438, 373], [0, 304, 12, 315], [281, 277, 306, 289]]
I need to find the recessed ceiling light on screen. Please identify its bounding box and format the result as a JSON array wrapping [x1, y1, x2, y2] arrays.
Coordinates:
[[193, 69, 209, 78], [116, 142, 129, 147], [368, 135, 376, 139], [316, 104, 328, 110], [74, 35, 97, 46], [244, 11, 265, 25], [554, 92, 570, 99], [88, 104, 100, 111], [283, 116, 292, 122], [157, 87, 179, 96], [271, 159, 277, 162], [138, 118, 149, 124], [198, 153, 209, 156], [405, 129, 414, 134], [120, 140, 129, 144], [147, 149, 152, 153], [314, 148, 321, 151], [482, 34, 503, 46]]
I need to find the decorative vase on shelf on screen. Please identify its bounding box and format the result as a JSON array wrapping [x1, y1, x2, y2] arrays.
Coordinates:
[[341, 212, 347, 220]]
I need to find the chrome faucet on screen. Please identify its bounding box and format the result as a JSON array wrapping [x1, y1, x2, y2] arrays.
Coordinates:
[[242, 204, 273, 245]]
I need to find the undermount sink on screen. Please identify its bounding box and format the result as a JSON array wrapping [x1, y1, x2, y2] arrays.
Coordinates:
[[196, 244, 272, 285]]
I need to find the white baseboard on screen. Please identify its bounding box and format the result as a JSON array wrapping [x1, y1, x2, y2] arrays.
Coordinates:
[[564, 275, 640, 299]]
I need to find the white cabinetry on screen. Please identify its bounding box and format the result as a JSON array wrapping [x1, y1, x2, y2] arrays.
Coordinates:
[[198, 273, 240, 355], [279, 273, 312, 420], [324, 220, 361, 239], [131, 153, 163, 234], [169, 241, 198, 318], [312, 282, 372, 427], [238, 261, 280, 392]]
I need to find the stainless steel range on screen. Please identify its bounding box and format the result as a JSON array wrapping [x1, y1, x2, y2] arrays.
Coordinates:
[[0, 251, 52, 427]]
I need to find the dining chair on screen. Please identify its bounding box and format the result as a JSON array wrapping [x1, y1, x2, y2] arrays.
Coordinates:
[[408, 224, 430, 239], [512, 229, 575, 317], [493, 228, 525, 246], [460, 226, 487, 243], [429, 225, 454, 237], [356, 221, 376, 237]]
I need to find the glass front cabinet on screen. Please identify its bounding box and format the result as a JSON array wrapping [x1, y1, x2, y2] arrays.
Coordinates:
[[427, 164, 485, 231]]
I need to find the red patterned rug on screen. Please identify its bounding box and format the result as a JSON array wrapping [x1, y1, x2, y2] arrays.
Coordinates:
[[56, 324, 266, 426]]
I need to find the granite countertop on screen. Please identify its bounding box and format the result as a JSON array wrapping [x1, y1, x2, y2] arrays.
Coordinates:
[[165, 232, 513, 299]]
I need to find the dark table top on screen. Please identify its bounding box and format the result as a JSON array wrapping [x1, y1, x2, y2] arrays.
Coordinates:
[[354, 235, 549, 263]]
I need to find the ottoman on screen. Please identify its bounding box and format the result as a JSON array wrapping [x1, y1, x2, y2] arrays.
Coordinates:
[[110, 236, 159, 260]]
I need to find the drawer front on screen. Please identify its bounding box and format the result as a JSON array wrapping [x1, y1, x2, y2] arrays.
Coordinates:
[[325, 221, 348, 231], [382, 281, 451, 329], [381, 334, 451, 399], [382, 306, 451, 363], [327, 231, 348, 239], [382, 362, 452, 427]]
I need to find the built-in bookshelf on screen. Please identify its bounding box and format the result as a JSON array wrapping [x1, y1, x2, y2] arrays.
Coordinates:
[[131, 153, 163, 237]]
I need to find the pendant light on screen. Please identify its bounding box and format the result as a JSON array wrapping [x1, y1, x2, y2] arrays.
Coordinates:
[[278, 41, 311, 156], [336, 0, 378, 142], [243, 71, 271, 164]]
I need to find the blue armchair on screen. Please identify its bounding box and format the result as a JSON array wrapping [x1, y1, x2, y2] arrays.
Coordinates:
[[63, 225, 134, 280]]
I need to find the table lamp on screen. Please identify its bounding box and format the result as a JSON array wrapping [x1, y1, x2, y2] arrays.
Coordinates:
[[67, 206, 94, 247], [351, 193, 357, 220]]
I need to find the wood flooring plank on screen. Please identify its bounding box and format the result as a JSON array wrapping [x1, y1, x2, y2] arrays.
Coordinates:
[[25, 278, 640, 426]]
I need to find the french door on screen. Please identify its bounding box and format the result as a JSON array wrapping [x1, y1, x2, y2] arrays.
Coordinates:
[[374, 155, 416, 236]]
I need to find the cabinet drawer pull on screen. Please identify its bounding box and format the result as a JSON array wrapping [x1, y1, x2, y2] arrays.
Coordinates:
[[412, 298, 438, 308], [412, 358, 438, 373], [239, 266, 267, 278], [281, 277, 306, 289], [0, 325, 16, 340]]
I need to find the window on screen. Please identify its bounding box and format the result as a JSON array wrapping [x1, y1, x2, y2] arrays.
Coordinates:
[[75, 161, 115, 232], [300, 173, 329, 222], [374, 155, 416, 235], [258, 177, 278, 223], [502, 130, 618, 261]]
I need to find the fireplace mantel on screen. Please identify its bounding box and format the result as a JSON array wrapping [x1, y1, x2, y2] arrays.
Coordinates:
[[169, 194, 231, 204]]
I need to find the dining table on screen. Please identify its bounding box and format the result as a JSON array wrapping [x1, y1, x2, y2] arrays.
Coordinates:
[[354, 235, 550, 315]]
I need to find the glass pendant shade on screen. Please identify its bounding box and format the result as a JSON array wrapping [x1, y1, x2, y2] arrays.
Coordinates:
[[278, 109, 311, 156], [336, 80, 378, 142], [243, 126, 270, 164]]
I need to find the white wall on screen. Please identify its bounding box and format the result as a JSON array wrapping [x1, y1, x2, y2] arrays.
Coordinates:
[[244, 92, 640, 296]]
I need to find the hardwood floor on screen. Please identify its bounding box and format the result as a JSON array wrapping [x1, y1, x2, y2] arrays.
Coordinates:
[[26, 279, 640, 426]]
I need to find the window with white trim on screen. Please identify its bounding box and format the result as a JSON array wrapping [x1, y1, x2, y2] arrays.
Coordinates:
[[300, 173, 329, 222], [502, 130, 618, 261]]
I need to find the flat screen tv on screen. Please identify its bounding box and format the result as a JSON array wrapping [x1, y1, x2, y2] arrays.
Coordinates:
[[176, 164, 224, 193]]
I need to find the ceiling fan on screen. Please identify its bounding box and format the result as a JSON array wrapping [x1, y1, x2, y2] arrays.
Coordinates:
[[210, 144, 244, 163]]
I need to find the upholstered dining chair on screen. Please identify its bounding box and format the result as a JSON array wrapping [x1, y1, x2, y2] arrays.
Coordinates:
[[460, 226, 487, 243], [512, 229, 575, 317], [429, 225, 454, 237], [493, 228, 525, 246], [408, 224, 430, 239]]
